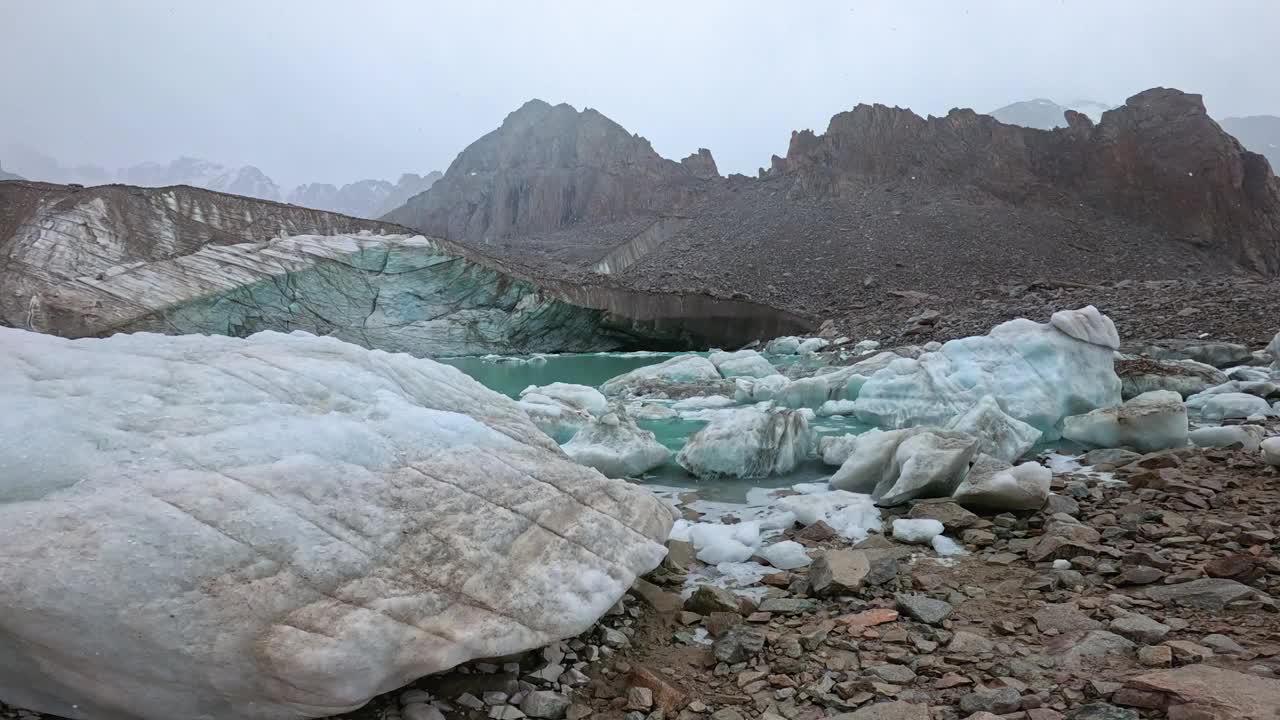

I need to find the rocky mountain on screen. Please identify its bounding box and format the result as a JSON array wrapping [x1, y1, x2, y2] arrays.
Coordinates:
[[0, 163, 20, 181], [989, 98, 1115, 129], [288, 171, 442, 219], [119, 157, 283, 202], [382, 99, 716, 240], [1, 144, 111, 186], [1222, 115, 1280, 172], [383, 89, 1280, 337]]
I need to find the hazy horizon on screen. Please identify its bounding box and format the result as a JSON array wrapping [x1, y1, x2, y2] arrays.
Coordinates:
[[2, 0, 1278, 188]]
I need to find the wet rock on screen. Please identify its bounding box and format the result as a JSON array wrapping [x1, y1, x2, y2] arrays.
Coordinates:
[[808, 550, 871, 597], [894, 593, 953, 625]]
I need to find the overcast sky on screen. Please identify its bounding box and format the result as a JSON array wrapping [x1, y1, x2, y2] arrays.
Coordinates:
[[2, 0, 1277, 188]]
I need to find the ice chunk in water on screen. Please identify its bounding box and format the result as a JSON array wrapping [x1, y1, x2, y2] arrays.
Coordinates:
[[946, 395, 1041, 463], [562, 412, 670, 478], [1061, 390, 1188, 452], [830, 428, 979, 506], [677, 408, 815, 479], [709, 349, 780, 379]]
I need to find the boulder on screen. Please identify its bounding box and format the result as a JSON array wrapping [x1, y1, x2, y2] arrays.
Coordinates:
[[1126, 665, 1280, 719], [808, 550, 871, 597], [1145, 578, 1273, 611], [677, 408, 815, 479], [830, 427, 979, 506], [601, 355, 721, 396], [951, 454, 1051, 511], [1145, 341, 1254, 369], [852, 307, 1121, 440], [1061, 390, 1188, 452], [562, 411, 671, 478], [0, 328, 673, 720]]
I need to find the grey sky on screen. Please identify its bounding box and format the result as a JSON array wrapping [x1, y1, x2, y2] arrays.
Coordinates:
[[2, 0, 1278, 188]]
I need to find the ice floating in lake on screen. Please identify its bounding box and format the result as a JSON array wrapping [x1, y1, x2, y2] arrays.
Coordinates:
[[734, 375, 790, 403], [521, 382, 608, 417], [1188, 391, 1274, 421], [562, 412, 670, 478], [946, 395, 1042, 463], [765, 336, 802, 355], [796, 338, 830, 354], [677, 407, 816, 479], [1061, 390, 1188, 452], [600, 354, 721, 396], [830, 428, 979, 506], [818, 399, 859, 417], [851, 307, 1121, 440], [819, 434, 861, 466], [671, 395, 737, 411], [708, 349, 780, 379]]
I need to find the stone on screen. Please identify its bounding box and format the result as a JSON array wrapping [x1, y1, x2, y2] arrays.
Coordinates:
[[1126, 665, 1280, 719], [1199, 634, 1245, 655], [895, 593, 953, 625], [0, 329, 674, 720], [867, 664, 916, 684], [1138, 645, 1173, 667], [808, 550, 871, 597], [1109, 613, 1171, 645], [829, 700, 930, 720], [1145, 578, 1271, 611], [521, 692, 572, 719], [757, 598, 816, 615], [959, 687, 1022, 714], [1163, 640, 1213, 663], [907, 500, 982, 530], [1058, 631, 1136, 668], [1069, 703, 1138, 719], [631, 578, 683, 614], [403, 704, 447, 720], [1115, 565, 1166, 585], [684, 586, 741, 616], [1202, 554, 1261, 581], [838, 608, 900, 630], [626, 687, 654, 711], [713, 625, 767, 664], [1033, 604, 1102, 634], [628, 666, 687, 713], [947, 630, 996, 654]]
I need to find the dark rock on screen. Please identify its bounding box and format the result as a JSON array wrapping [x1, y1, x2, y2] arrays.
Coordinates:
[[959, 687, 1022, 714], [1145, 578, 1272, 611], [712, 625, 767, 664], [683, 586, 740, 616], [894, 593, 953, 625], [1068, 702, 1138, 720]]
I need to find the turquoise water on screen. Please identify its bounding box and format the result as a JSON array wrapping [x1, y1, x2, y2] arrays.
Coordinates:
[[442, 352, 871, 503]]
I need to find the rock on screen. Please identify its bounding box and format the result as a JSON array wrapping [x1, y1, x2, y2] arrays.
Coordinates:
[[1068, 704, 1137, 720], [403, 704, 447, 720], [683, 586, 741, 616], [1117, 357, 1227, 399], [1033, 604, 1102, 634], [892, 518, 945, 544], [895, 593, 954, 625], [1126, 665, 1280, 719], [602, 355, 723, 396], [945, 394, 1043, 463], [1062, 390, 1188, 452], [829, 700, 931, 720], [959, 687, 1022, 714], [808, 550, 871, 597], [952, 454, 1051, 511], [626, 687, 654, 711], [852, 307, 1121, 440], [1202, 555, 1261, 581], [630, 578, 682, 614], [563, 411, 671, 478], [713, 625, 767, 664], [947, 630, 995, 654], [1044, 493, 1081, 516], [1115, 566, 1166, 586], [1058, 631, 1136, 668], [1144, 578, 1272, 611], [866, 664, 916, 684], [1146, 341, 1254, 369], [0, 329, 674, 720], [628, 666, 688, 713], [757, 598, 816, 615], [1081, 448, 1143, 467], [839, 608, 900, 630], [907, 500, 981, 530], [1109, 613, 1171, 645], [831, 427, 979, 505], [677, 408, 815, 479], [1138, 645, 1174, 667], [1199, 634, 1245, 654], [1163, 640, 1213, 664], [521, 692, 572, 719]]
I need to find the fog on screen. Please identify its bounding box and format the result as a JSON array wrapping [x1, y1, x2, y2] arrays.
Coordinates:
[[2, 0, 1277, 188]]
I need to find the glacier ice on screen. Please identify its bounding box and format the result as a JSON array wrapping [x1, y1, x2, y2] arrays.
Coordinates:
[[819, 434, 861, 466], [931, 534, 967, 557], [796, 338, 830, 354], [671, 395, 737, 411], [0, 327, 672, 720], [829, 428, 979, 506], [892, 518, 944, 544], [517, 382, 609, 442], [676, 408, 816, 479], [562, 412, 671, 478], [600, 355, 721, 397], [851, 306, 1121, 440], [521, 382, 608, 417], [765, 336, 802, 354], [759, 540, 812, 569], [1188, 425, 1265, 452], [945, 395, 1042, 463], [1262, 437, 1280, 467], [951, 454, 1051, 511], [773, 489, 881, 541], [689, 521, 761, 564], [734, 374, 790, 403], [817, 399, 859, 416], [708, 349, 780, 379], [1187, 391, 1275, 421], [1061, 390, 1188, 452]]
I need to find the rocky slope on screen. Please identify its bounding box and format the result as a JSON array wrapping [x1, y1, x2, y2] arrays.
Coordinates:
[[989, 98, 1114, 129], [385, 89, 1280, 337], [1222, 115, 1280, 173]]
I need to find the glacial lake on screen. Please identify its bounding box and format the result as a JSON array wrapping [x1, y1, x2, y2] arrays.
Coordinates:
[[440, 351, 873, 503]]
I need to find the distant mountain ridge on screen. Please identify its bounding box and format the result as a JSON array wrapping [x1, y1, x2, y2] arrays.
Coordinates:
[[0, 145, 438, 219], [988, 98, 1116, 129], [1221, 115, 1280, 173], [0, 162, 20, 181]]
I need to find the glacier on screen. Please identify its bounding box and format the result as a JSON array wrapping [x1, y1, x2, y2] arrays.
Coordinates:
[[0, 327, 673, 720]]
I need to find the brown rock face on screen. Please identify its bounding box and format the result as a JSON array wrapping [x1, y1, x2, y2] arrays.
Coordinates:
[[768, 88, 1280, 273], [383, 99, 711, 240]]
